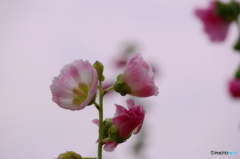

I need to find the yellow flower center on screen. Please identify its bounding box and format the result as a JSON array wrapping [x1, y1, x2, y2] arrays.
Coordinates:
[[72, 82, 89, 104]]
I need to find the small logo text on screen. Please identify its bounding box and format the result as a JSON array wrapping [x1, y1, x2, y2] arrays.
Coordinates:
[[210, 150, 238, 155]]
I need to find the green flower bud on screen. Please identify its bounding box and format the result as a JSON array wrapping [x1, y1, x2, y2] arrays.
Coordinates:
[[216, 0, 240, 22], [108, 125, 131, 143], [57, 151, 82, 159], [113, 74, 131, 96], [102, 118, 114, 139], [93, 61, 105, 81]]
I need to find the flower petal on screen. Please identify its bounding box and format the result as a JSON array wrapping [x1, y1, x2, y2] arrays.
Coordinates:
[[103, 142, 119, 152], [118, 117, 142, 138], [92, 119, 99, 126], [114, 104, 128, 117]]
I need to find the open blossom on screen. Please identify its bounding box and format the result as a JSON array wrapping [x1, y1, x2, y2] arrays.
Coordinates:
[[228, 79, 240, 98], [120, 53, 158, 97], [195, 1, 230, 42], [112, 99, 145, 138], [50, 60, 98, 110]]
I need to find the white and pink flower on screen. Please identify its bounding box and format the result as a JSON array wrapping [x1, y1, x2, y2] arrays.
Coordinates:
[[121, 54, 159, 97], [50, 60, 98, 111]]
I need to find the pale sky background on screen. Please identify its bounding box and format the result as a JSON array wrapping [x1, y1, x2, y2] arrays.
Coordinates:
[[1, 0, 240, 159]]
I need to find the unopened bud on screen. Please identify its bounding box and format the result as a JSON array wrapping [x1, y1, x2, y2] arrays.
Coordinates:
[[93, 61, 105, 81], [102, 118, 114, 139], [57, 151, 82, 159]]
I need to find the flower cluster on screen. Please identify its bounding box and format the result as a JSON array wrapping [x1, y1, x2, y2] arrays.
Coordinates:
[[195, 1, 230, 42], [50, 54, 158, 158], [195, 0, 240, 44], [195, 0, 240, 98]]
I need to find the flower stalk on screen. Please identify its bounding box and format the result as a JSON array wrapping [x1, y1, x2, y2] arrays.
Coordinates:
[[50, 54, 158, 158], [103, 86, 114, 95], [98, 80, 104, 159]]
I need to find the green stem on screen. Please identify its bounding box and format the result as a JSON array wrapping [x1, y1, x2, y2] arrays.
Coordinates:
[[94, 102, 100, 110], [103, 86, 114, 95], [98, 81, 104, 159]]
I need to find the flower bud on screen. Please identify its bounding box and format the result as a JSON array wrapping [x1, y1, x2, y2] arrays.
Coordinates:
[[57, 151, 82, 159], [113, 74, 131, 96], [108, 125, 131, 143], [93, 61, 105, 81], [102, 118, 114, 139], [114, 54, 158, 97]]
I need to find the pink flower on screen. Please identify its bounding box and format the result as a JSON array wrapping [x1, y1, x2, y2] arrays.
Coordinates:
[[228, 79, 240, 98], [112, 99, 145, 138], [195, 1, 230, 42], [121, 53, 159, 97], [50, 60, 98, 110]]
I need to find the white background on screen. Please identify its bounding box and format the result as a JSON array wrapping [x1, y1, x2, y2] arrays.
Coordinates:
[[1, 0, 240, 159]]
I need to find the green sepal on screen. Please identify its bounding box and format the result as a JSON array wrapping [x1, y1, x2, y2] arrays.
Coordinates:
[[108, 125, 131, 143], [57, 151, 82, 159], [102, 118, 114, 139], [113, 74, 131, 96], [216, 0, 240, 22], [87, 93, 96, 106]]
